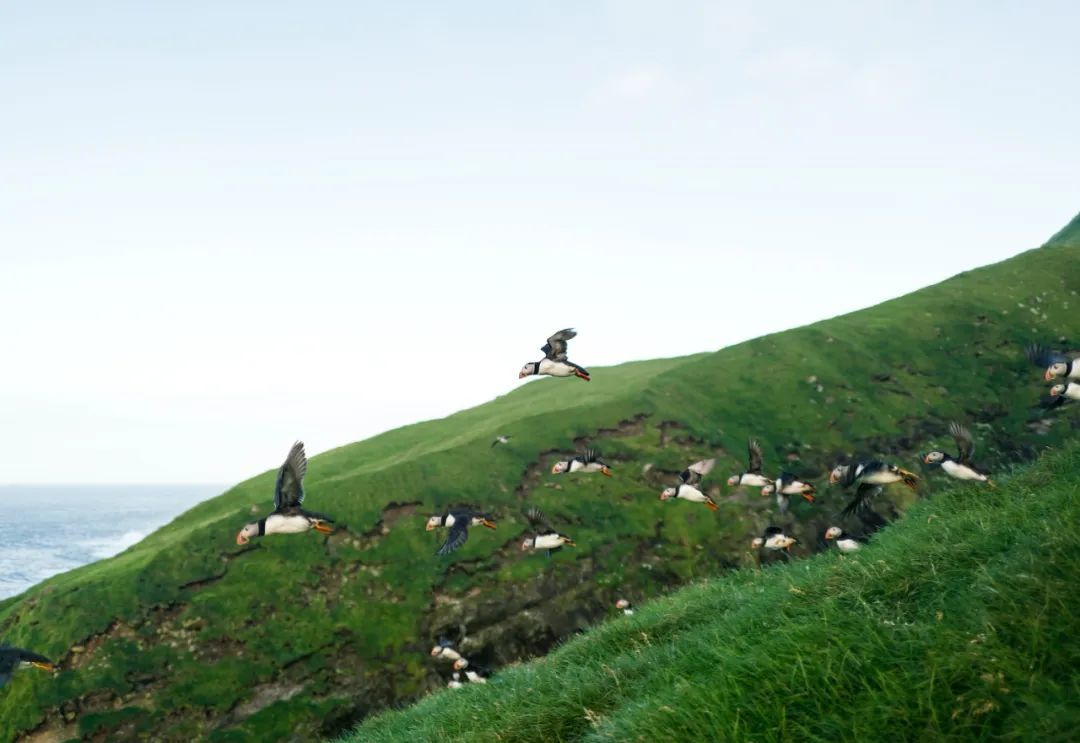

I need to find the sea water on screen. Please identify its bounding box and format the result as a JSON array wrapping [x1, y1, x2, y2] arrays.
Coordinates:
[[0, 484, 222, 599]]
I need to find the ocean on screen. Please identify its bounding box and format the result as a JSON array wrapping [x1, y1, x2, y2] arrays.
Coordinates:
[[0, 484, 224, 600]]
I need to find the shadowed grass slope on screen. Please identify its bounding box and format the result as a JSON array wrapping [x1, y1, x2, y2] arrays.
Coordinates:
[[0, 214, 1078, 741], [347, 441, 1080, 742]]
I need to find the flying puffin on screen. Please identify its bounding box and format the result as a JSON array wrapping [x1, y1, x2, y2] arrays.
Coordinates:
[[924, 422, 994, 486], [1046, 382, 1080, 408], [551, 448, 613, 476], [430, 639, 462, 663], [0, 646, 54, 688], [615, 598, 634, 616], [426, 509, 498, 556], [761, 473, 816, 513], [830, 460, 918, 519], [1027, 343, 1080, 381], [727, 439, 773, 488], [750, 526, 796, 552], [520, 507, 576, 554], [519, 328, 590, 381], [824, 526, 864, 552], [236, 441, 334, 545], [491, 435, 512, 448], [660, 458, 718, 511]]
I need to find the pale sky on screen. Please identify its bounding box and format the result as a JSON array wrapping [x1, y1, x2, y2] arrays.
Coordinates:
[[2, 1, 1078, 483]]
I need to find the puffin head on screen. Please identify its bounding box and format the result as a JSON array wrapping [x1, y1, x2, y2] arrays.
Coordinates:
[[518, 363, 536, 379], [726, 474, 740, 487], [236, 523, 259, 546], [615, 599, 631, 610], [1047, 362, 1068, 381], [551, 461, 569, 475], [425, 515, 442, 531], [825, 526, 842, 541], [829, 465, 847, 485], [761, 484, 774, 496], [520, 538, 534, 552], [659, 487, 677, 501], [1050, 383, 1066, 397], [750, 537, 764, 549], [430, 646, 444, 657], [453, 658, 469, 671], [923, 451, 945, 465]]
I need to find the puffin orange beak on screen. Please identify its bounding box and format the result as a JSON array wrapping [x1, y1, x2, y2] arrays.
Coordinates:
[[425, 523, 436, 531], [519, 371, 528, 379], [236, 533, 248, 546], [31, 661, 55, 672], [923, 454, 931, 464], [829, 473, 839, 485], [481, 519, 497, 530], [1050, 387, 1060, 397], [550, 465, 560, 474], [1045, 369, 1054, 381]]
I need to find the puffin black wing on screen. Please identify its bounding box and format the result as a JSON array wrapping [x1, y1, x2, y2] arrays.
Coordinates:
[[680, 458, 716, 486], [526, 506, 556, 535], [582, 448, 606, 465], [273, 441, 308, 511], [840, 483, 882, 518], [1026, 344, 1069, 369], [949, 422, 975, 465], [541, 328, 576, 361], [437, 521, 470, 556], [762, 526, 784, 538], [747, 440, 764, 474]]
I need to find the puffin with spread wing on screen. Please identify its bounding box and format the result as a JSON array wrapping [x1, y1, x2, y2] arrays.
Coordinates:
[[236, 441, 335, 545], [519, 328, 590, 381]]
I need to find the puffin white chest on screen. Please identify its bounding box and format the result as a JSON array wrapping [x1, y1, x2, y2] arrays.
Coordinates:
[[571, 460, 603, 473], [264, 513, 312, 535], [862, 470, 900, 486], [942, 460, 985, 481], [1064, 383, 1080, 400], [677, 484, 707, 502], [538, 359, 575, 377], [763, 535, 789, 551], [740, 473, 771, 488], [443, 514, 457, 528], [533, 533, 565, 550], [836, 539, 861, 553]]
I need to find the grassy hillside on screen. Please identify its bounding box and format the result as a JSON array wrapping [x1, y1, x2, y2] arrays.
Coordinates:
[[1, 214, 1078, 741], [347, 440, 1080, 743]]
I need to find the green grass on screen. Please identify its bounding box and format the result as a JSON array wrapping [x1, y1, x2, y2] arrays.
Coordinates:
[[0, 213, 1078, 741], [345, 441, 1080, 742]]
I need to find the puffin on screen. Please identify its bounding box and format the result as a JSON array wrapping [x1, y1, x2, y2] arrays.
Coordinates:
[[519, 328, 590, 381], [1027, 344, 1080, 381], [1047, 382, 1080, 408], [447, 672, 464, 689], [824, 526, 864, 553], [0, 647, 54, 688], [430, 639, 462, 663], [491, 435, 512, 448], [923, 422, 994, 486], [660, 458, 718, 511], [727, 439, 773, 488], [452, 658, 489, 683], [750, 526, 796, 552], [830, 460, 918, 519], [615, 598, 635, 616], [520, 507, 576, 554], [236, 441, 334, 545], [551, 448, 613, 477], [761, 473, 816, 513], [426, 509, 498, 556]]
